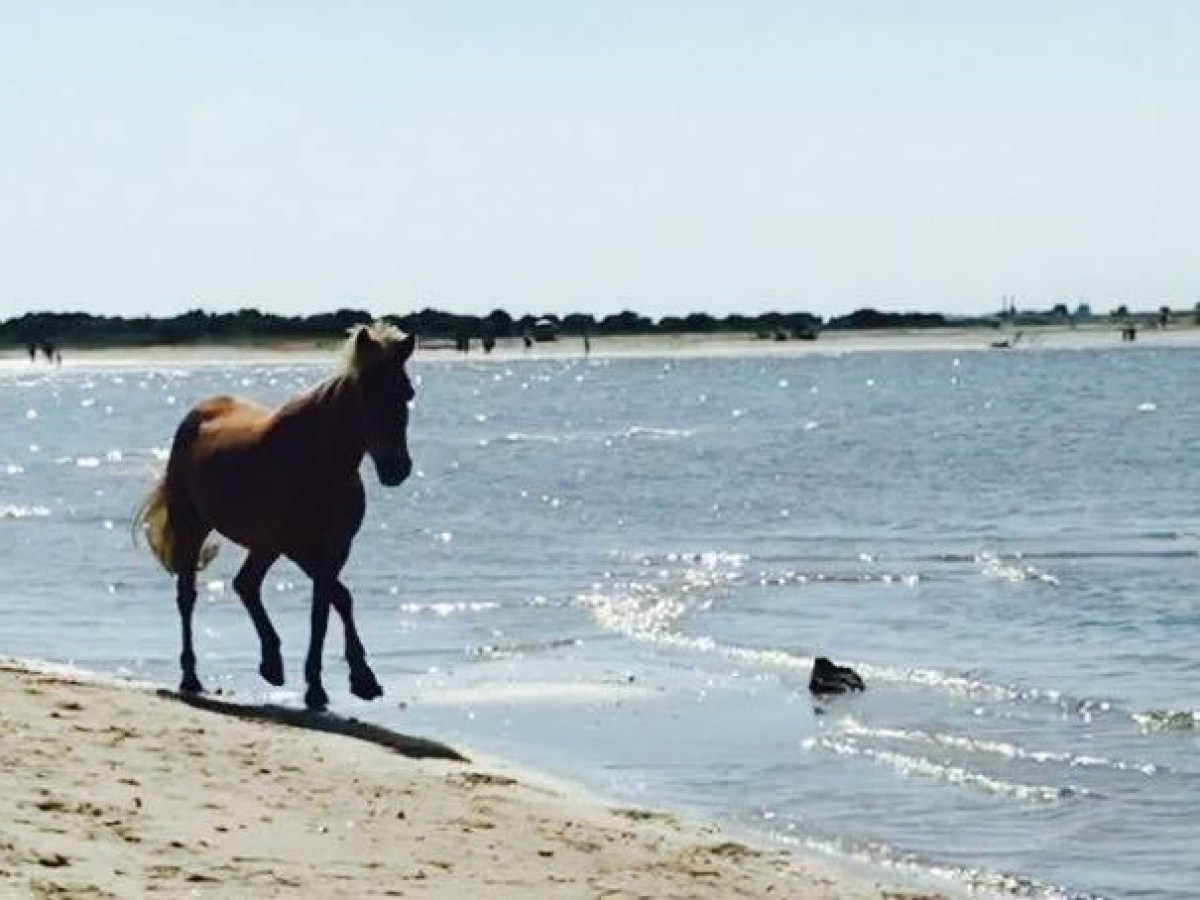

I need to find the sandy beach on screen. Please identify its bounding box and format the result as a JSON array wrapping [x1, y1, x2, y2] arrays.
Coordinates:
[[0, 662, 934, 900]]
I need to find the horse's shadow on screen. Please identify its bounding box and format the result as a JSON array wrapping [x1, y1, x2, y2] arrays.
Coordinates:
[[157, 689, 468, 762]]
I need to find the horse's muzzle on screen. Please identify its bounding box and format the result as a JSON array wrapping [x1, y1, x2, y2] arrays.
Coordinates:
[[374, 455, 412, 487]]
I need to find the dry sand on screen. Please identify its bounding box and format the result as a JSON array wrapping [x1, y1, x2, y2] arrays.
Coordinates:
[[0, 662, 939, 900]]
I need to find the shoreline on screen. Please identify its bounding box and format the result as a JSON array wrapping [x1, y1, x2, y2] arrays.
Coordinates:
[[2, 322, 1199, 370], [0, 659, 930, 900]]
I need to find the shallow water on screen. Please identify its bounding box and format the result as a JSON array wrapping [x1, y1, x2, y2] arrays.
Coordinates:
[[2, 347, 1198, 900]]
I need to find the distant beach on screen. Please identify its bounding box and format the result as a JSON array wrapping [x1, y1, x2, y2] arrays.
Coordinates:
[[3, 321, 1199, 371]]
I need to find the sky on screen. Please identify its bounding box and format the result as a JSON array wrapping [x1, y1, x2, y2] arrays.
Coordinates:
[[1, 2, 1198, 321]]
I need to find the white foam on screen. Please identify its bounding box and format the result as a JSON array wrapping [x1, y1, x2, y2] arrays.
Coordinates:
[[619, 425, 694, 440], [0, 504, 50, 519], [398, 601, 500, 616], [976, 550, 1060, 586], [1132, 709, 1199, 731], [503, 432, 562, 444], [408, 681, 655, 708], [839, 717, 1160, 775], [0, 657, 159, 692], [804, 735, 1081, 803], [790, 832, 1102, 900]]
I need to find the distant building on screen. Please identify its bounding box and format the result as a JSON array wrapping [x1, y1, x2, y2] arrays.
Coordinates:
[[532, 318, 558, 342]]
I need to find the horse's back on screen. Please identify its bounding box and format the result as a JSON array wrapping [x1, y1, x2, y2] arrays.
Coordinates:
[[168, 396, 292, 544], [167, 387, 364, 560], [173, 395, 272, 458]]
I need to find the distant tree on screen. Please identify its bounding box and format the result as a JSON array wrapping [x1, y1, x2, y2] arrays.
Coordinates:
[[1111, 304, 1130, 320], [826, 308, 947, 330], [782, 311, 822, 335], [484, 308, 514, 337], [658, 316, 686, 332], [682, 312, 719, 333], [599, 310, 654, 334], [1074, 303, 1092, 320], [560, 313, 597, 335]]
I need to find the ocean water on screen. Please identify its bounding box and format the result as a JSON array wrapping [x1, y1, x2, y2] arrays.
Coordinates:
[[2, 346, 1198, 900]]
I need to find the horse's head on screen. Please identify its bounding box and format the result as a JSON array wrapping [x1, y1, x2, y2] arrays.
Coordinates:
[[348, 323, 417, 486]]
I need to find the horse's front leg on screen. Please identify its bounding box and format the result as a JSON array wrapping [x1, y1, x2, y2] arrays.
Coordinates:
[[303, 583, 333, 711], [233, 551, 284, 686], [329, 580, 383, 701]]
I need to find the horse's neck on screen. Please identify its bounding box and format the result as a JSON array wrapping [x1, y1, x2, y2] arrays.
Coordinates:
[[287, 374, 365, 475]]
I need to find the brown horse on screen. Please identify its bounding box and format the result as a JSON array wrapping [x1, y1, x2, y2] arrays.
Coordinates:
[[134, 323, 416, 710]]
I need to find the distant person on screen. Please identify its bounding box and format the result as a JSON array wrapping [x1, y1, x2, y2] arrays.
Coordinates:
[[26, 343, 36, 363], [40, 342, 56, 363], [583, 333, 591, 356], [523, 332, 533, 351]]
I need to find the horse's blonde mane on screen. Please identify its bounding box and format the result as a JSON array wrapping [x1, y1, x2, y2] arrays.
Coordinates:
[[344, 321, 412, 375]]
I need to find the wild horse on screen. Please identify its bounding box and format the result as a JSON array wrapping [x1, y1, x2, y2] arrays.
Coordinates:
[[134, 323, 416, 710]]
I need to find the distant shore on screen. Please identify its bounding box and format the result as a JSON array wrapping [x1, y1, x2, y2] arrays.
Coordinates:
[[2, 322, 1199, 370], [0, 661, 929, 899]]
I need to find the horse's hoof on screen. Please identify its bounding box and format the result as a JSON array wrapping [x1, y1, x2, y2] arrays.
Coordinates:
[[179, 674, 204, 695], [350, 671, 384, 701], [304, 684, 330, 711], [259, 657, 285, 687]]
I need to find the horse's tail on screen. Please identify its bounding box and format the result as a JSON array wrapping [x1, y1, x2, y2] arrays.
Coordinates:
[[132, 475, 174, 572], [132, 423, 219, 574]]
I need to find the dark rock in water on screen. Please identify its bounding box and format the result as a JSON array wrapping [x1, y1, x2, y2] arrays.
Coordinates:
[[809, 656, 865, 695]]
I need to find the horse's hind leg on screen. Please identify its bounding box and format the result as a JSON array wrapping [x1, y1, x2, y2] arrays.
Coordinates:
[[172, 525, 212, 694], [233, 552, 284, 686], [175, 566, 203, 694], [170, 502, 215, 694]]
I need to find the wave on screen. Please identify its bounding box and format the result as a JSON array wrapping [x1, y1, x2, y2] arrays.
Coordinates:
[[579, 549, 1139, 727], [578, 551, 748, 635], [931, 548, 1198, 562], [407, 680, 655, 708], [398, 601, 501, 617], [803, 735, 1084, 803], [1132, 709, 1199, 732], [467, 637, 582, 659], [617, 425, 694, 440], [789, 831, 1109, 900], [501, 432, 563, 444], [838, 717, 1161, 774], [753, 569, 921, 587], [976, 551, 1060, 586], [587, 617, 1122, 720], [606, 550, 749, 568], [0, 504, 51, 520]]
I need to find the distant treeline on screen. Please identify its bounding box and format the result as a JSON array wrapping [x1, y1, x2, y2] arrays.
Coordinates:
[[0, 306, 992, 349]]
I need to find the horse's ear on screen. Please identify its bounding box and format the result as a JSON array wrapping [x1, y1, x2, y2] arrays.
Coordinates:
[[350, 328, 381, 369], [397, 332, 417, 362], [354, 326, 377, 362]]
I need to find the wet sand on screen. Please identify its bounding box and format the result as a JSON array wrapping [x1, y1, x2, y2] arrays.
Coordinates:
[[0, 662, 939, 899]]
